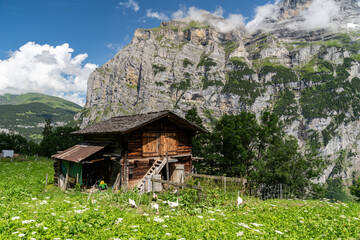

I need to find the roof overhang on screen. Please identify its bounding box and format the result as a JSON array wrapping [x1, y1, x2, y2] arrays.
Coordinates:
[[52, 142, 109, 163]]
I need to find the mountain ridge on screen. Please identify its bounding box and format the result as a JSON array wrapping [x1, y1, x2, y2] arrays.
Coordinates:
[[75, 0, 360, 185], [0, 93, 81, 142]]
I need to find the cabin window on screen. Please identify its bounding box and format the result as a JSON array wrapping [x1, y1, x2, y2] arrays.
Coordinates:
[[142, 133, 159, 157]]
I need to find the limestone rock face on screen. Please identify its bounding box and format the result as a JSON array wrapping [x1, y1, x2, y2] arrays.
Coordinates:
[[76, 0, 360, 185]]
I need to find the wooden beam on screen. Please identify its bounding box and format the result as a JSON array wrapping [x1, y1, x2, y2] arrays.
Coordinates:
[[167, 159, 178, 163], [151, 178, 202, 190], [185, 173, 247, 184]]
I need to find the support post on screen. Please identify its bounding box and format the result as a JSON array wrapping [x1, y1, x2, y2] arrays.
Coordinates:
[[197, 181, 201, 202], [152, 175, 155, 195], [76, 173, 79, 184], [45, 174, 48, 187], [125, 151, 128, 190], [166, 151, 169, 181], [223, 175, 226, 194]]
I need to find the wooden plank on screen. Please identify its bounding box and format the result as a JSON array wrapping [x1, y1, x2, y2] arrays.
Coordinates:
[[142, 132, 159, 157], [185, 173, 247, 184], [151, 178, 202, 190]]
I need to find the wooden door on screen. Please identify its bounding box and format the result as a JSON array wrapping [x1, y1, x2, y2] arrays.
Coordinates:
[[160, 132, 178, 156], [142, 133, 159, 157]]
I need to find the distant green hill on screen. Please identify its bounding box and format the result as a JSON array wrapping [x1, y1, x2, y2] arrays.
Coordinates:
[[0, 93, 82, 142]]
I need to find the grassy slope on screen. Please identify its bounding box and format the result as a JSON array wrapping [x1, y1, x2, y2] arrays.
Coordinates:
[[0, 159, 359, 239], [0, 93, 82, 141], [0, 93, 82, 112]]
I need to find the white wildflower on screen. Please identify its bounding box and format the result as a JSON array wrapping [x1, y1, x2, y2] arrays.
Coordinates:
[[197, 216, 203, 219], [165, 233, 172, 236], [12, 232, 18, 235], [45, 197, 50, 199], [39, 200, 48, 205], [31, 198, 37, 200], [18, 233, 25, 237], [164, 215, 170, 218], [210, 218, 216, 221], [115, 218, 123, 224], [64, 200, 71, 203], [22, 219, 35, 224], [74, 210, 85, 214], [11, 216, 20, 220], [162, 225, 168, 228], [51, 213, 56, 216], [354, 217, 359, 220], [251, 223, 263, 227], [154, 216, 164, 223], [238, 223, 250, 229], [143, 213, 149, 216], [31, 232, 37, 235], [43, 227, 48, 230], [130, 225, 139, 228], [275, 230, 284, 234], [340, 215, 346, 218], [236, 231, 244, 236]]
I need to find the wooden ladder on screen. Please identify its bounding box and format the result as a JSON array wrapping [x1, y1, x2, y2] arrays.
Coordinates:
[[137, 158, 167, 193]]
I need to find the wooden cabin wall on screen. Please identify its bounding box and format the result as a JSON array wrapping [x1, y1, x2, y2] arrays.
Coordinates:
[[127, 118, 193, 159], [83, 135, 124, 156], [53, 159, 61, 186], [127, 132, 142, 159]]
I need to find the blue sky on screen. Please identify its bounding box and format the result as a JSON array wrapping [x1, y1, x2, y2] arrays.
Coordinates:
[[0, 0, 274, 105]]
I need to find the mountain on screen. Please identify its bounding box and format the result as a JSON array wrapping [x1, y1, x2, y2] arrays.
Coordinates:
[[0, 93, 82, 142], [75, 0, 360, 185]]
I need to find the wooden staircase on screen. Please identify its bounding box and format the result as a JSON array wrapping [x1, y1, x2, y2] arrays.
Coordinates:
[[137, 158, 167, 193]]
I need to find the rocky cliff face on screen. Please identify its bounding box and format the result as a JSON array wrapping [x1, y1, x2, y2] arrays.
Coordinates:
[[76, 0, 360, 184]]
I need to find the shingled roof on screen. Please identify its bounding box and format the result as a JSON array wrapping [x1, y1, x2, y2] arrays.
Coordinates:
[[72, 110, 207, 135]]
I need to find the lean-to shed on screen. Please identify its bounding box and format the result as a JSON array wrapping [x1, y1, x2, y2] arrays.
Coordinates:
[[52, 110, 206, 192]]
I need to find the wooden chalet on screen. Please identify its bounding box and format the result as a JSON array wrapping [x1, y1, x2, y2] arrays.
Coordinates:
[[52, 110, 206, 192]]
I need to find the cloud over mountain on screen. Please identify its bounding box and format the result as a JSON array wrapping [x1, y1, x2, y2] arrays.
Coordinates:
[[172, 6, 245, 33], [0, 42, 97, 106]]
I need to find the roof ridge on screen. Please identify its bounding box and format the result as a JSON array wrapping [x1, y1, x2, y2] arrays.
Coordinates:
[[111, 110, 171, 119]]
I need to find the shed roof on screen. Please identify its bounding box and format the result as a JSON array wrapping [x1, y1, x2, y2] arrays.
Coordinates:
[[72, 110, 207, 135], [52, 142, 109, 163]]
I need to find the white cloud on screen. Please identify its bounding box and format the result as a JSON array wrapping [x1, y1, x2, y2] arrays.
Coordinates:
[[358, 0, 360, 7], [213, 6, 225, 17], [117, 0, 139, 13], [171, 6, 245, 33], [106, 43, 124, 52], [298, 0, 340, 29], [244, 0, 340, 33], [146, 9, 169, 21], [0, 42, 97, 106], [245, 1, 281, 33]]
